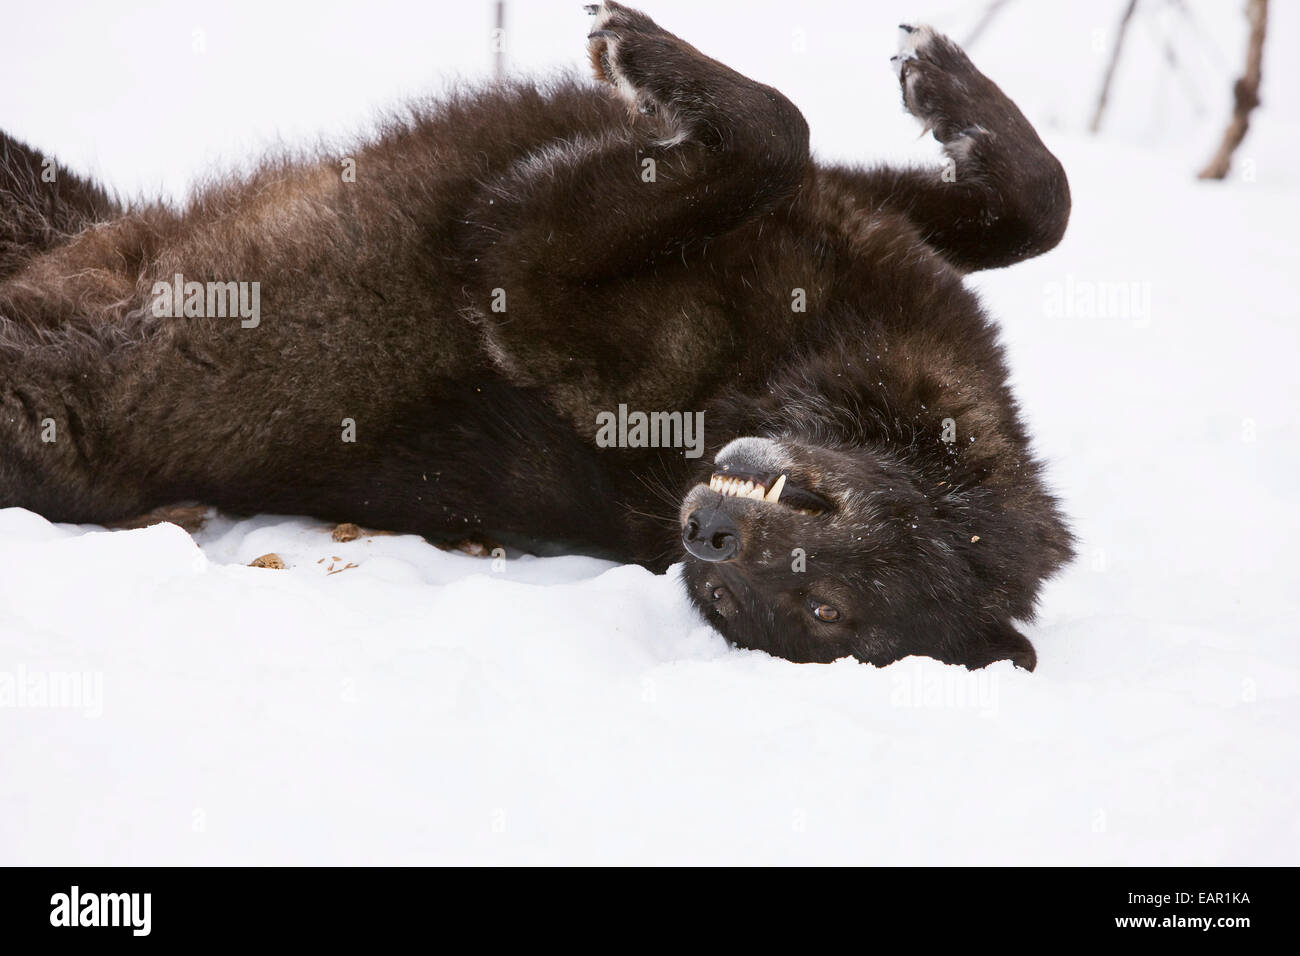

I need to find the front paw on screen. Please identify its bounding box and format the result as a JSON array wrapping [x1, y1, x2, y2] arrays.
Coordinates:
[[891, 23, 992, 144], [584, 2, 695, 138], [585, 2, 662, 43], [586, 19, 638, 107], [586, 3, 667, 104]]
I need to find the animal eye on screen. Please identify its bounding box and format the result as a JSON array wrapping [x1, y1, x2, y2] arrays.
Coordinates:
[[811, 602, 840, 623]]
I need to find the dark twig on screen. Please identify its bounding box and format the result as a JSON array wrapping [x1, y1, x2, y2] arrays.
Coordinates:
[[1198, 0, 1269, 180], [964, 0, 1015, 48], [1089, 0, 1141, 134]]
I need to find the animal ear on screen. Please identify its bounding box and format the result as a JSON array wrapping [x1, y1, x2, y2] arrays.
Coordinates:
[[966, 619, 1037, 671]]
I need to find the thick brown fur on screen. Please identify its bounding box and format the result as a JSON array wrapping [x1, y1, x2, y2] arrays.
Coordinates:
[[0, 5, 1073, 669]]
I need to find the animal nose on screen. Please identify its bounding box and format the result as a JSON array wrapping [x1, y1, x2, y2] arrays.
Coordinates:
[[683, 506, 742, 562]]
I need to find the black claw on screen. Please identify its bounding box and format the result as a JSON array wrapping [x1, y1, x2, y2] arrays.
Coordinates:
[[899, 24, 916, 32], [584, 4, 600, 14], [588, 29, 617, 40]]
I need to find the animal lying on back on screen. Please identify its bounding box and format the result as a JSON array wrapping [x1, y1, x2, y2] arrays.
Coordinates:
[[0, 3, 1074, 669]]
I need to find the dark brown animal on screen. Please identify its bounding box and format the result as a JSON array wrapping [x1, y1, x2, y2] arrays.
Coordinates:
[[0, 4, 1073, 669]]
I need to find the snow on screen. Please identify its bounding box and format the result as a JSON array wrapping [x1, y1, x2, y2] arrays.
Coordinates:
[[2, 0, 1298, 864]]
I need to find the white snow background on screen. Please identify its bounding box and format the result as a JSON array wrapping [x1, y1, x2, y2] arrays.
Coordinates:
[[1, 0, 1298, 864]]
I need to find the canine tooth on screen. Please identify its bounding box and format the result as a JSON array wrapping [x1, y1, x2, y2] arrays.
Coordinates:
[[764, 474, 787, 503]]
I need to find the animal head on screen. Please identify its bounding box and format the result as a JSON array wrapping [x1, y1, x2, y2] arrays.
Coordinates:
[[679, 435, 1069, 670]]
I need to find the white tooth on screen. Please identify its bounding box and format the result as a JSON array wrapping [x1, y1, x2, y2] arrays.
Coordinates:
[[710, 476, 721, 491], [750, 487, 765, 500], [764, 474, 787, 503]]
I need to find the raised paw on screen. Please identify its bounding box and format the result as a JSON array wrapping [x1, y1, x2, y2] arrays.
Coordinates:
[[585, 2, 672, 113], [584, 1, 724, 147], [891, 23, 998, 146], [580, 3, 808, 153]]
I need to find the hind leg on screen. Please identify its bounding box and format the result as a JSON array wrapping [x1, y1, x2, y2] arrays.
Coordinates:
[[470, 2, 810, 278], [824, 25, 1070, 273], [462, 2, 810, 382]]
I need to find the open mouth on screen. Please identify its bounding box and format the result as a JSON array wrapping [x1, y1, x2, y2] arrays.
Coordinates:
[[707, 467, 833, 514]]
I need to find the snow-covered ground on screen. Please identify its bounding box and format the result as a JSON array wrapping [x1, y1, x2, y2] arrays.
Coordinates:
[[2, 1, 1298, 864]]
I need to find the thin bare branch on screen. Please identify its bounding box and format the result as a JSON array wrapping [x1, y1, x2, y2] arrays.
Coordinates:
[[1198, 0, 1269, 180], [964, 0, 1015, 48], [494, 1, 506, 80], [1089, 0, 1141, 134]]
